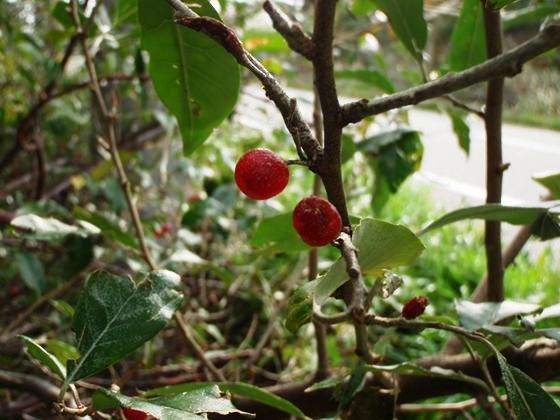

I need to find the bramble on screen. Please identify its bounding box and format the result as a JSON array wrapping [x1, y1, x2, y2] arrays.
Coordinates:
[[293, 196, 342, 247], [234, 148, 289, 200]]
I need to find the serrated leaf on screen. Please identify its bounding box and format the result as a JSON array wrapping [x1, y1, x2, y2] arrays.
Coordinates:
[[314, 219, 424, 305], [144, 382, 308, 419], [138, 0, 239, 155], [92, 385, 248, 419], [496, 352, 560, 419], [373, 0, 427, 61], [446, 0, 486, 72], [20, 335, 66, 379], [11, 214, 100, 241], [420, 202, 560, 238], [533, 171, 560, 199], [336, 69, 395, 94], [64, 271, 183, 386], [251, 212, 308, 253], [16, 252, 46, 295], [447, 109, 471, 155]]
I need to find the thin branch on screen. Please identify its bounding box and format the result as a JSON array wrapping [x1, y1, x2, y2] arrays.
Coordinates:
[[482, 1, 505, 302], [340, 23, 560, 125], [70, 0, 224, 384], [263, 0, 314, 59]]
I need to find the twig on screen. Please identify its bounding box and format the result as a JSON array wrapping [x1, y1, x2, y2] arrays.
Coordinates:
[[340, 23, 560, 125], [482, 1, 505, 303], [263, 0, 314, 59], [70, 0, 225, 385]]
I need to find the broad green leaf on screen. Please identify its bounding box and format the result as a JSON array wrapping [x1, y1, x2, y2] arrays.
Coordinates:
[[285, 281, 316, 333], [421, 202, 560, 235], [373, 0, 427, 61], [144, 382, 308, 419], [358, 128, 423, 212], [365, 362, 487, 389], [446, 0, 486, 72], [351, 0, 377, 17], [503, 5, 560, 31], [251, 212, 308, 253], [314, 219, 424, 305], [15, 252, 46, 295], [447, 109, 471, 155], [456, 300, 541, 331], [74, 208, 138, 249], [92, 385, 248, 419], [20, 335, 66, 379], [336, 69, 395, 94], [138, 0, 239, 155], [114, 0, 137, 26], [44, 339, 80, 366], [533, 171, 560, 199], [11, 214, 100, 241], [496, 352, 560, 419], [64, 271, 183, 386]]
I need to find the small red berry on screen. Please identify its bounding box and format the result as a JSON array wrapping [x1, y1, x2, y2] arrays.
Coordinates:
[[234, 148, 289, 200], [154, 223, 172, 238], [402, 296, 429, 319], [9, 284, 20, 296], [293, 196, 343, 247], [123, 408, 148, 420]]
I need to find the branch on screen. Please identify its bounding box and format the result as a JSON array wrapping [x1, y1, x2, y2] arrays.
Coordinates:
[[263, 0, 314, 59], [340, 23, 560, 125], [482, 1, 505, 303], [168, 1, 322, 163], [70, 0, 225, 383]]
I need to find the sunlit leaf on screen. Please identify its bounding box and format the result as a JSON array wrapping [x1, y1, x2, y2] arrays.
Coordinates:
[[20, 335, 66, 379], [456, 300, 541, 331], [138, 0, 240, 155], [64, 271, 183, 386]]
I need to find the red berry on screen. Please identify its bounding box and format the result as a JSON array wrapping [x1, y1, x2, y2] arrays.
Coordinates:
[[154, 223, 172, 238], [402, 296, 429, 320], [234, 148, 289, 200], [123, 408, 148, 420], [293, 196, 343, 247]]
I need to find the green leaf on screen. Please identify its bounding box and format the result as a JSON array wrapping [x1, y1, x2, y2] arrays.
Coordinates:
[[496, 352, 560, 419], [15, 252, 46, 295], [365, 362, 487, 389], [74, 208, 138, 250], [251, 212, 309, 253], [446, 0, 486, 72], [64, 270, 183, 386], [243, 29, 289, 54], [533, 171, 560, 200], [114, 0, 137, 26], [456, 300, 541, 331], [336, 69, 395, 94], [92, 385, 248, 419], [11, 214, 101, 241], [358, 128, 423, 212], [421, 203, 560, 235], [489, 0, 522, 10], [285, 281, 316, 334], [44, 339, 80, 366], [528, 303, 560, 323], [373, 0, 427, 61], [447, 109, 471, 155], [144, 382, 308, 419], [503, 5, 560, 31], [138, 0, 240, 155], [20, 335, 66, 379], [314, 219, 424, 305]]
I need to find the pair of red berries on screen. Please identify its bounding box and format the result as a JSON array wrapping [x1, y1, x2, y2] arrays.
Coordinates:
[[234, 148, 342, 247]]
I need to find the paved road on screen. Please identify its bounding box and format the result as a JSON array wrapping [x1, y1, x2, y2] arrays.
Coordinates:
[[238, 86, 560, 209]]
